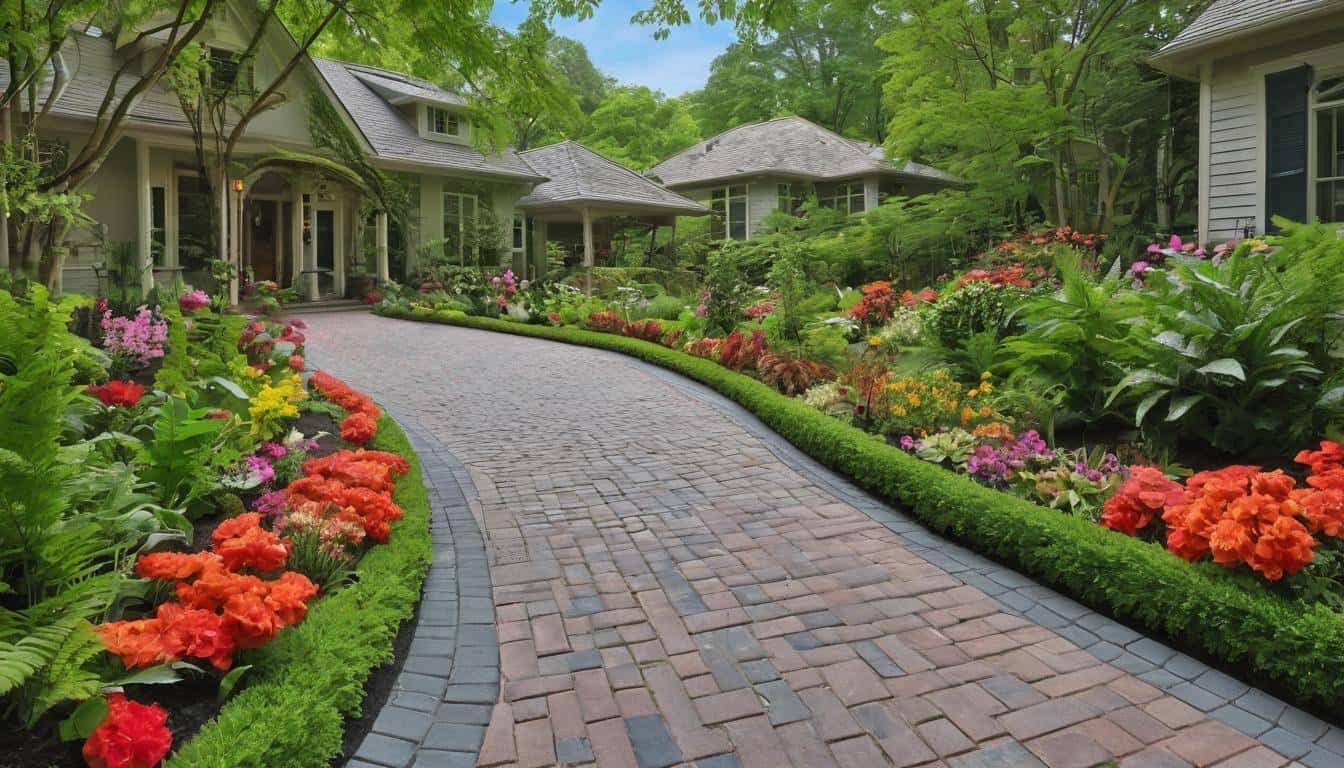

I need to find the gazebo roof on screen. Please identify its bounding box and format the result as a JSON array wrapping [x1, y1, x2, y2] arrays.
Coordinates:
[[517, 141, 710, 218]]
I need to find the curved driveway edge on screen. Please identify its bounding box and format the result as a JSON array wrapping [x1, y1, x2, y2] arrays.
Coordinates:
[[343, 409, 500, 767], [308, 314, 1341, 768]]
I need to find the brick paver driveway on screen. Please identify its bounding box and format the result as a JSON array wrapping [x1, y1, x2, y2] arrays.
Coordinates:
[[305, 313, 1333, 768]]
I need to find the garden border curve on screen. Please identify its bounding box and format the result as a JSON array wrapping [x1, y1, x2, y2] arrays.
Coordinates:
[[374, 305, 1344, 735]]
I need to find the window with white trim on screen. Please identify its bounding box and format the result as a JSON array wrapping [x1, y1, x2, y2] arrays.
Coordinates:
[[819, 181, 865, 214], [428, 106, 462, 138], [776, 183, 805, 216], [511, 214, 526, 263], [442, 191, 477, 265], [1314, 75, 1344, 222], [710, 185, 748, 240]]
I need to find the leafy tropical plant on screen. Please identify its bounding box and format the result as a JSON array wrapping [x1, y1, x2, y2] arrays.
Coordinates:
[[1107, 252, 1327, 454], [757, 353, 833, 396], [136, 396, 227, 512]]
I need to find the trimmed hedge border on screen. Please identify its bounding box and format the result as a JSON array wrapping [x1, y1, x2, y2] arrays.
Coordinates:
[[166, 413, 432, 767], [378, 304, 1344, 714]]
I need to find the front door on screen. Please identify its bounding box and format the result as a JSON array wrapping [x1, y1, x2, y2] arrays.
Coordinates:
[[248, 200, 279, 282], [314, 207, 337, 296]]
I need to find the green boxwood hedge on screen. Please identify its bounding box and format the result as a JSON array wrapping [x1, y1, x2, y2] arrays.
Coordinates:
[[378, 304, 1344, 713], [167, 414, 432, 767]]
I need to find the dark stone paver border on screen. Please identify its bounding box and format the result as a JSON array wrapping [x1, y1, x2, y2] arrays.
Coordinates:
[[347, 411, 498, 768], [615, 353, 1344, 767]]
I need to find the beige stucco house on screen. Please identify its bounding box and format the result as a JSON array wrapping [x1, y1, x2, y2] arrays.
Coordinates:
[[1151, 0, 1344, 244], [648, 116, 964, 241]]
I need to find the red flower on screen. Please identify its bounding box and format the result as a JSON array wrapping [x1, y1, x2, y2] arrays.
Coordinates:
[[82, 694, 172, 768], [340, 412, 378, 445], [205, 410, 231, 419], [221, 592, 284, 649], [135, 551, 224, 582], [288, 355, 305, 372], [95, 617, 171, 669], [211, 513, 265, 547], [214, 525, 290, 573], [157, 602, 235, 671], [87, 380, 146, 407], [1295, 440, 1344, 475], [1100, 466, 1183, 536]]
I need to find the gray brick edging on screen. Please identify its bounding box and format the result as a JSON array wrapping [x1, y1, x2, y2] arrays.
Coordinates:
[[348, 412, 498, 768]]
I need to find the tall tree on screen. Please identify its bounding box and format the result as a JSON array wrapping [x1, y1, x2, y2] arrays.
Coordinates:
[[580, 85, 701, 169], [877, 0, 1202, 232]]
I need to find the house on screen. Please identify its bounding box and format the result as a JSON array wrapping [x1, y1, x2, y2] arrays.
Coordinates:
[[648, 116, 964, 241], [0, 0, 705, 300], [1150, 0, 1344, 244]]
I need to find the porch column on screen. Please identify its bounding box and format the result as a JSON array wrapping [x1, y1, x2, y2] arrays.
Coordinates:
[[375, 210, 389, 283], [135, 139, 152, 297], [228, 180, 241, 306], [863, 175, 880, 212], [290, 183, 303, 289], [581, 206, 594, 295], [531, 218, 547, 280], [302, 194, 319, 301]]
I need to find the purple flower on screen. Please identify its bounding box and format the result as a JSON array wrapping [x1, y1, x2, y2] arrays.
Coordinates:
[[179, 289, 210, 312], [899, 435, 916, 450], [252, 489, 287, 518], [245, 455, 275, 485], [1129, 260, 1151, 275], [260, 442, 288, 459]]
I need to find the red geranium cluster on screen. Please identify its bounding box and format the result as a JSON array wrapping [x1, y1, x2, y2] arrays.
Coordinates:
[[1023, 224, 1105, 251], [310, 370, 383, 445], [1100, 466, 1184, 536], [1100, 443, 1344, 582], [953, 264, 1044, 290], [82, 694, 173, 768], [96, 514, 315, 671], [288, 449, 409, 543], [86, 380, 146, 407], [849, 281, 897, 325]]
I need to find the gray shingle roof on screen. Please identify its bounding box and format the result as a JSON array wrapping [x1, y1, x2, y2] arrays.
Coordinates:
[[648, 116, 964, 189], [1156, 0, 1344, 58], [312, 58, 543, 181], [517, 141, 709, 215], [347, 65, 467, 108]]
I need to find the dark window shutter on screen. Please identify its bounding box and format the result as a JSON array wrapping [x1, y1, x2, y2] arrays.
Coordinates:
[[1265, 65, 1312, 228]]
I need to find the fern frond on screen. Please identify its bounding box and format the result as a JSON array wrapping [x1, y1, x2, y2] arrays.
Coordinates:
[[24, 621, 105, 726]]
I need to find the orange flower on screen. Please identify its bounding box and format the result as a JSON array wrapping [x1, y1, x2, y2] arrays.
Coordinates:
[[1249, 516, 1316, 581], [215, 525, 290, 573], [1295, 440, 1344, 475], [1297, 486, 1344, 537], [96, 617, 171, 669], [340, 412, 378, 444], [135, 551, 224, 582], [176, 569, 268, 612], [265, 571, 318, 625], [211, 513, 265, 547], [1100, 466, 1183, 536], [221, 592, 284, 649], [157, 602, 235, 671]]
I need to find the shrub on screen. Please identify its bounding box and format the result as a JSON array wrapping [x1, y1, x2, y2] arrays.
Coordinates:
[[584, 311, 626, 334], [923, 281, 1023, 348], [848, 281, 898, 327], [621, 320, 664, 343], [642, 295, 686, 321], [717, 329, 768, 372], [758, 353, 834, 396]]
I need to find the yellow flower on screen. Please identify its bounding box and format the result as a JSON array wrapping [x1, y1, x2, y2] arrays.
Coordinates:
[[908, 393, 922, 407], [968, 388, 980, 398], [960, 406, 973, 424], [891, 405, 907, 416], [868, 336, 882, 347], [980, 371, 992, 381], [979, 405, 992, 417]]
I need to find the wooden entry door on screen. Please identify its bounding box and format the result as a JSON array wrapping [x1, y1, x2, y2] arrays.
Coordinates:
[[248, 200, 279, 282]]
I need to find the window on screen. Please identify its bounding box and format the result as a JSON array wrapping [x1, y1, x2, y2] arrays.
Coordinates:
[[208, 47, 252, 97], [176, 172, 213, 276], [819, 182, 866, 215], [1314, 75, 1344, 223], [151, 187, 166, 265], [512, 214, 526, 256], [428, 106, 462, 138], [776, 183, 805, 216], [710, 185, 748, 240], [442, 191, 478, 265]]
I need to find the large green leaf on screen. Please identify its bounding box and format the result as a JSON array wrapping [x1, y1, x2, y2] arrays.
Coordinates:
[[1196, 358, 1245, 381], [1166, 394, 1205, 422]]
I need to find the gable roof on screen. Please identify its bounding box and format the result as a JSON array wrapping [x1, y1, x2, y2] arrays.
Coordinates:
[[516, 141, 708, 215], [311, 58, 543, 182], [648, 116, 964, 189], [1152, 0, 1344, 73]]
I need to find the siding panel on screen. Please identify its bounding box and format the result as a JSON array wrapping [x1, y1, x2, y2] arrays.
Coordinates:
[[1206, 67, 1260, 242]]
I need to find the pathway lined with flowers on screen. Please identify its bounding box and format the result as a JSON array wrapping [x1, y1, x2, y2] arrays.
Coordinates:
[[305, 313, 1339, 768]]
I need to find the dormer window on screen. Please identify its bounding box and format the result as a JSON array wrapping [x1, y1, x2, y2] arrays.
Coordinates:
[[428, 106, 462, 138], [208, 47, 252, 97]]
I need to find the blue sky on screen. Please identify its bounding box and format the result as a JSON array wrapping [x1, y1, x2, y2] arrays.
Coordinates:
[[489, 0, 736, 96]]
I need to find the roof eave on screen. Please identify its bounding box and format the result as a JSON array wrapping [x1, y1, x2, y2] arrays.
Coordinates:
[[1150, 4, 1344, 78], [516, 197, 710, 216], [370, 156, 547, 183]]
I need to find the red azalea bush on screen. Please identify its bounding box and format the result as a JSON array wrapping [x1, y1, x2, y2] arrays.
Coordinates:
[[953, 264, 1044, 290], [309, 371, 381, 420], [82, 694, 173, 768], [289, 449, 410, 542], [849, 281, 898, 325], [340, 412, 378, 445], [899, 288, 938, 307], [87, 380, 146, 407]]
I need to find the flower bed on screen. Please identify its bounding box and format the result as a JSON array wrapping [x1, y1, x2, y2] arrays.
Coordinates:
[[0, 286, 428, 768], [375, 302, 1344, 714]]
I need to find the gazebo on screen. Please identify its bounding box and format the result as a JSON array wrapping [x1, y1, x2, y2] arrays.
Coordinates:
[[516, 141, 710, 291]]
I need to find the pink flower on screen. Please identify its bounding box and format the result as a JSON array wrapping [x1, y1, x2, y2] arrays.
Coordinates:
[[246, 455, 276, 485], [260, 442, 287, 460], [179, 289, 210, 312], [101, 306, 168, 366]]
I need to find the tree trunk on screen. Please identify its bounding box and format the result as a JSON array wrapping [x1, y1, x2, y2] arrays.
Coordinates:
[[0, 104, 10, 271]]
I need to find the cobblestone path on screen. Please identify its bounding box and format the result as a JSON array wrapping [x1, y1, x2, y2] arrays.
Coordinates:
[[305, 313, 1340, 768]]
